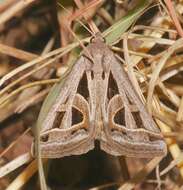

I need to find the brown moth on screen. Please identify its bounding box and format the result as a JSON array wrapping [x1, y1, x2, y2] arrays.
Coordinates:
[[35, 34, 167, 158]]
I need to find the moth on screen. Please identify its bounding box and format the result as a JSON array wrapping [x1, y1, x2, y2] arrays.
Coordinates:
[[33, 34, 167, 158]]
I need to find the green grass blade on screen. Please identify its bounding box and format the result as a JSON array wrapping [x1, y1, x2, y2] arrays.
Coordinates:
[[103, 0, 152, 44]]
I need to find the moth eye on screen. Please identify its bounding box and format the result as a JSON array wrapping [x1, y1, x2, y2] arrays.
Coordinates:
[[90, 35, 106, 43], [101, 37, 106, 43], [114, 108, 125, 126], [90, 36, 95, 43], [72, 107, 83, 125]]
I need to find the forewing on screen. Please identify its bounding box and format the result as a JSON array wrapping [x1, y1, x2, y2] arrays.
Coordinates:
[[101, 53, 167, 158], [34, 56, 95, 158]]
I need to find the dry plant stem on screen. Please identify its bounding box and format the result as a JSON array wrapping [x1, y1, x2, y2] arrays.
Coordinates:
[[97, 8, 113, 25], [0, 0, 18, 13], [0, 39, 87, 88], [164, 0, 183, 37], [132, 25, 177, 34], [155, 118, 183, 177], [153, 96, 183, 177], [147, 38, 183, 114], [41, 37, 55, 55], [153, 111, 178, 130], [15, 88, 50, 113], [0, 56, 57, 99], [0, 37, 55, 120], [36, 37, 56, 190], [162, 131, 183, 139], [176, 96, 183, 122], [0, 79, 59, 108], [66, 26, 94, 63], [0, 43, 38, 61], [74, 0, 100, 33], [152, 97, 183, 178], [145, 179, 166, 185], [0, 0, 36, 26], [0, 44, 79, 98], [119, 157, 130, 180], [129, 33, 175, 46], [5, 159, 47, 190], [69, 0, 103, 25], [0, 128, 30, 158], [118, 157, 163, 190], [58, 3, 93, 35], [123, 34, 145, 102], [0, 152, 32, 178], [160, 153, 183, 176], [112, 46, 153, 58], [129, 28, 174, 68], [166, 84, 183, 96], [142, 54, 183, 80], [158, 81, 180, 108], [155, 165, 161, 190], [128, 2, 183, 67], [127, 5, 183, 178], [89, 182, 120, 190], [160, 65, 183, 82]]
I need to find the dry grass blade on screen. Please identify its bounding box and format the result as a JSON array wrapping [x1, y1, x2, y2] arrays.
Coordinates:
[[164, 0, 183, 37], [0, 128, 30, 158], [0, 152, 32, 178], [123, 34, 145, 102], [155, 118, 183, 177], [0, 43, 38, 61], [160, 153, 183, 176], [5, 159, 47, 190], [0, 79, 59, 108], [0, 0, 36, 25], [0, 0, 18, 13], [15, 88, 50, 113], [0, 40, 83, 88], [118, 157, 163, 190], [2, 0, 183, 189], [177, 96, 183, 122], [124, 2, 183, 181], [147, 38, 183, 113]]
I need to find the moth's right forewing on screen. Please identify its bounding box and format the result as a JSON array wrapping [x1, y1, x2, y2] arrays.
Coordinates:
[[101, 50, 167, 158], [34, 56, 95, 158]]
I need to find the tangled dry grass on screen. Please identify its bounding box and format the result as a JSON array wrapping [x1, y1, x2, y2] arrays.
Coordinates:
[[0, 0, 183, 190]]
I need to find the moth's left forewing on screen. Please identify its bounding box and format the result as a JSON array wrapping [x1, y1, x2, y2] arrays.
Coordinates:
[[100, 46, 167, 158], [34, 56, 96, 158]]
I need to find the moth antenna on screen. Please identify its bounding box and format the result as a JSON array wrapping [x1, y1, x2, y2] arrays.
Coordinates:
[[66, 25, 95, 63], [57, 2, 94, 36], [58, 1, 98, 63], [73, 0, 101, 36]]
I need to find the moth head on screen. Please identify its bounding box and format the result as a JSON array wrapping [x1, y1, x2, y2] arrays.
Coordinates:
[[83, 39, 113, 73], [90, 33, 106, 43]]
